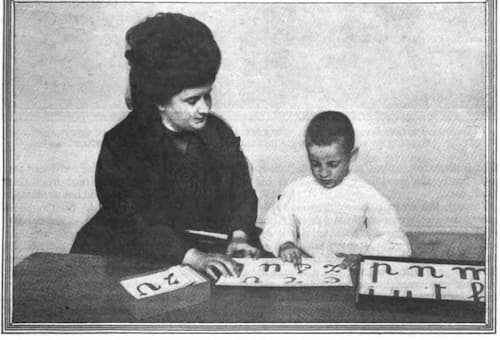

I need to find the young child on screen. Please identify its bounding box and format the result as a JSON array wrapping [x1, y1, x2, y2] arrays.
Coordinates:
[[260, 111, 411, 268]]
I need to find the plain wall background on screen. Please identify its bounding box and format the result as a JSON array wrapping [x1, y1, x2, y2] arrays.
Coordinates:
[[13, 2, 486, 264]]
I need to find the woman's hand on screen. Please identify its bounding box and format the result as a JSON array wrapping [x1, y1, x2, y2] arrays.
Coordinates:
[[336, 253, 361, 269], [183, 248, 240, 280], [226, 231, 260, 258]]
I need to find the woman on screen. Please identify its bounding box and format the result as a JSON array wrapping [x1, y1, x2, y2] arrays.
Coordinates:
[[71, 13, 259, 278]]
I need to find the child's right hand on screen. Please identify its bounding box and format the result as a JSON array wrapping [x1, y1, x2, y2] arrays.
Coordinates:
[[278, 241, 303, 266]]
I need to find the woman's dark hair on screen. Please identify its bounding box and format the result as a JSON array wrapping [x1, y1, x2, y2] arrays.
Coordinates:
[[125, 13, 221, 115], [305, 111, 355, 153]]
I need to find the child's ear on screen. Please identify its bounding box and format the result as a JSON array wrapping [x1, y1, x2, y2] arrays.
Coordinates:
[[350, 147, 359, 162]]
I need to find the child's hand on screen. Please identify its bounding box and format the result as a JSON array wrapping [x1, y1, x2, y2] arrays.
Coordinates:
[[336, 253, 361, 269], [279, 242, 303, 266]]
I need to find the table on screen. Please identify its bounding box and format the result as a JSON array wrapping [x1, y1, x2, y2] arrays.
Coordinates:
[[11, 252, 486, 326]]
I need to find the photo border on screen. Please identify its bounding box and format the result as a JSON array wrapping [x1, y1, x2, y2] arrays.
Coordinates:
[[2, 0, 497, 333]]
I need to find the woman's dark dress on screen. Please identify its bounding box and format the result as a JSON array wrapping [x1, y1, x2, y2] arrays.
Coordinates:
[[70, 111, 258, 264]]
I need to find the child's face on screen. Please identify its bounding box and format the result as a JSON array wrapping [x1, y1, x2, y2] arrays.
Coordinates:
[[307, 142, 352, 189]]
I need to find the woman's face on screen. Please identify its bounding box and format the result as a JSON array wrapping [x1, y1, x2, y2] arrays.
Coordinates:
[[158, 84, 213, 131]]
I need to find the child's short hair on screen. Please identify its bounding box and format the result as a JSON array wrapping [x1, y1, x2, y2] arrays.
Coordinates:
[[305, 111, 355, 152]]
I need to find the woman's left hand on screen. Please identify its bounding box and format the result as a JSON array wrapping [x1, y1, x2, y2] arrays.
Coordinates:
[[226, 235, 260, 258]]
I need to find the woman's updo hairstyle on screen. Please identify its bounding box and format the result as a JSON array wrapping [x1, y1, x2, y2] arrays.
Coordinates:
[[125, 13, 221, 115]]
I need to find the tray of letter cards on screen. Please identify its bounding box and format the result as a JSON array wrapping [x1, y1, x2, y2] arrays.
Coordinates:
[[355, 255, 485, 313]]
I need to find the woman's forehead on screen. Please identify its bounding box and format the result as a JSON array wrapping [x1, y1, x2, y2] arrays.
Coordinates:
[[177, 84, 213, 98]]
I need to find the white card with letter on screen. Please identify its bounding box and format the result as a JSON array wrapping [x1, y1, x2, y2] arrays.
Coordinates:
[[358, 259, 485, 302], [216, 257, 352, 287], [120, 265, 205, 300]]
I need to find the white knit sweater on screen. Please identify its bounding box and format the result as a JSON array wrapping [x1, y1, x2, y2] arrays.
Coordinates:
[[260, 173, 411, 259]]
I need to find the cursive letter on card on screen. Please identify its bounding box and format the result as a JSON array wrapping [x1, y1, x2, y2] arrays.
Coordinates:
[[468, 282, 485, 302], [164, 273, 180, 285], [393, 289, 413, 298], [409, 265, 443, 278], [323, 264, 342, 274], [243, 276, 260, 284], [452, 266, 485, 280], [136, 282, 161, 297], [434, 284, 446, 300], [324, 276, 341, 284], [260, 263, 281, 273], [371, 262, 399, 283], [296, 263, 311, 274]]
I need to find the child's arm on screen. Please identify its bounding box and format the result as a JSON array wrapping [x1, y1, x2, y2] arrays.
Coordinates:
[[365, 191, 411, 257], [259, 186, 299, 257]]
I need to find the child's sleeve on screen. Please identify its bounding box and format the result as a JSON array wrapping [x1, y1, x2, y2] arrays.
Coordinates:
[[364, 189, 412, 257], [259, 185, 298, 257]]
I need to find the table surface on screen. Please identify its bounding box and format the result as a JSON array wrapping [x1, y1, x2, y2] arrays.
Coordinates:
[[11, 252, 486, 325]]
